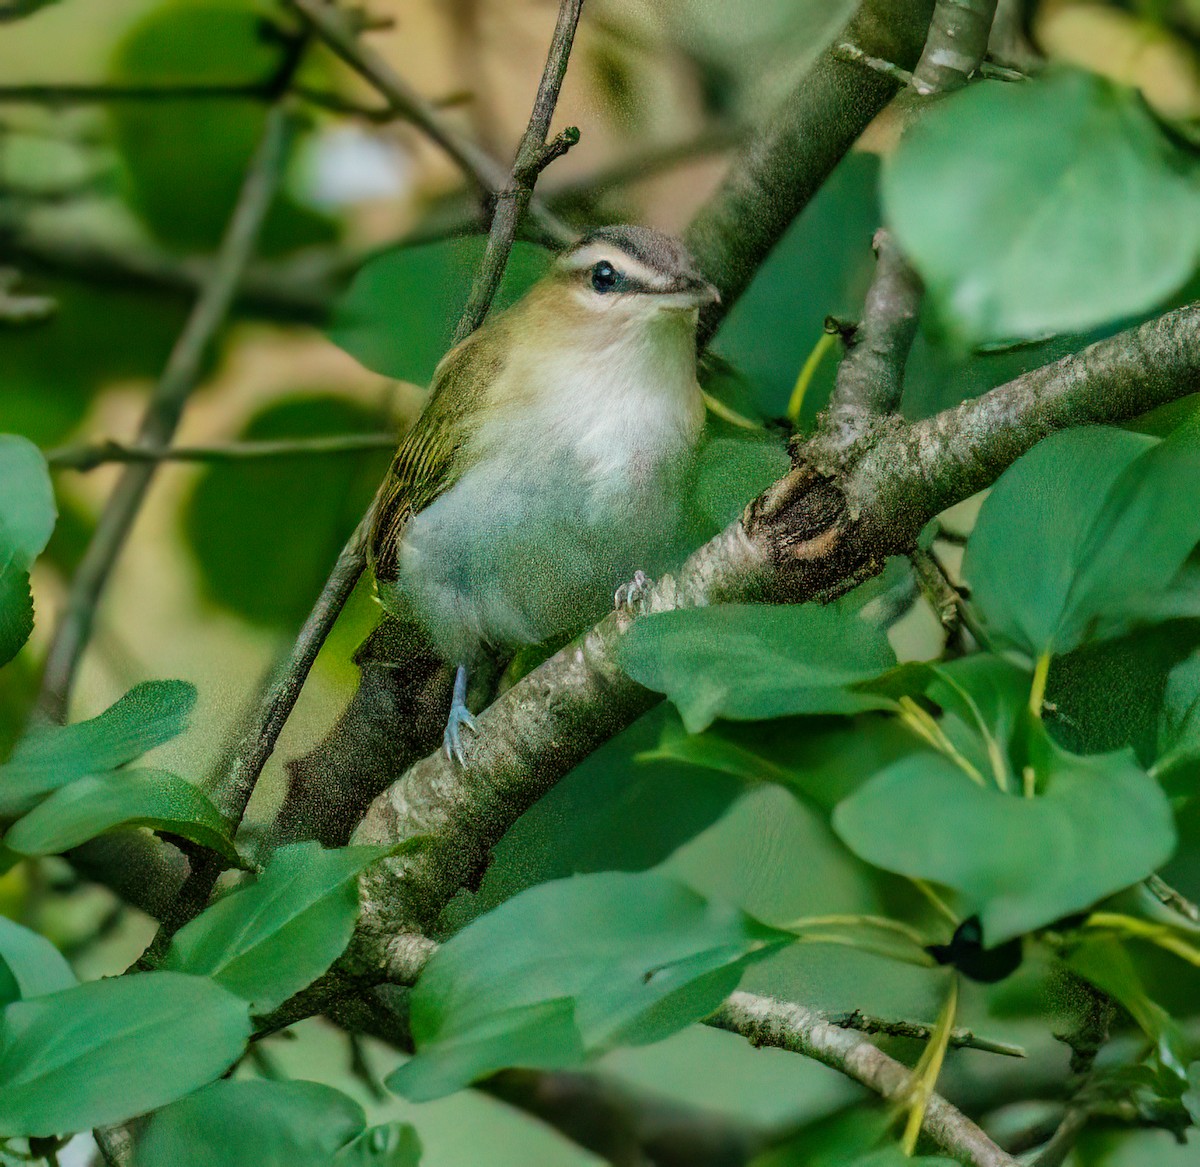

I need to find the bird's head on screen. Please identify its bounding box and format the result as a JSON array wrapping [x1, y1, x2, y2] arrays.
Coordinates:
[[550, 225, 719, 326]]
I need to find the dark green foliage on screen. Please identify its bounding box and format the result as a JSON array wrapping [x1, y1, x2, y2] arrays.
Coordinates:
[[0, 437, 54, 668]]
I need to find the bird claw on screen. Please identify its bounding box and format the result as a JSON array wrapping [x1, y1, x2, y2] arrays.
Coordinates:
[[443, 700, 478, 766], [614, 570, 651, 613]]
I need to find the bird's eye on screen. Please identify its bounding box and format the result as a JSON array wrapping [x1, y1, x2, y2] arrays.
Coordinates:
[[591, 261, 618, 293]]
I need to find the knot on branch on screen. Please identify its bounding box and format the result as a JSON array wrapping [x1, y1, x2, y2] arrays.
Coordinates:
[[513, 125, 581, 189]]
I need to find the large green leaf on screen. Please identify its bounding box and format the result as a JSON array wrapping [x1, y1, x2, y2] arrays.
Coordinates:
[[0, 971, 250, 1137], [964, 425, 1200, 657], [0, 916, 76, 1008], [328, 237, 552, 387], [137, 1080, 419, 1167], [183, 396, 389, 631], [389, 870, 791, 1101], [619, 603, 897, 732], [832, 737, 1176, 945], [0, 680, 196, 817], [1156, 650, 1200, 781], [109, 0, 334, 255], [164, 841, 387, 1014], [0, 435, 55, 668], [4, 768, 240, 864], [884, 69, 1200, 345]]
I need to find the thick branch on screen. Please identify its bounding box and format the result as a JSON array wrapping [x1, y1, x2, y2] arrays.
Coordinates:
[[710, 993, 1019, 1167], [685, 0, 934, 343], [283, 0, 573, 248], [348, 303, 1200, 952], [35, 104, 295, 723], [825, 227, 923, 437], [452, 0, 584, 343], [911, 0, 1000, 93]]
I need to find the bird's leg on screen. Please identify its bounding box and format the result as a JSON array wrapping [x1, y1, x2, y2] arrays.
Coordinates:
[[614, 570, 651, 613], [444, 662, 478, 765]]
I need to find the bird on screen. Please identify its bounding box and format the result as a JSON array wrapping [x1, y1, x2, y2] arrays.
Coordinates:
[[369, 224, 718, 763]]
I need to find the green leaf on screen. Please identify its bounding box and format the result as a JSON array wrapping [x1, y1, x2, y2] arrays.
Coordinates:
[[183, 396, 390, 631], [334, 1123, 423, 1167], [619, 603, 897, 732], [328, 237, 552, 386], [388, 870, 791, 1101], [1184, 1062, 1200, 1125], [164, 841, 387, 1014], [693, 437, 790, 529], [0, 916, 76, 1007], [4, 768, 240, 864], [0, 971, 250, 1137], [1156, 649, 1200, 779], [832, 737, 1176, 945], [137, 1079, 378, 1167], [964, 424, 1200, 657], [0, 435, 55, 667], [0, 680, 196, 817], [884, 69, 1200, 345]]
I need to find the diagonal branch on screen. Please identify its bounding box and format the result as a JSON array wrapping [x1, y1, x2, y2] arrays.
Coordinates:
[[710, 992, 1019, 1167], [346, 302, 1200, 952], [283, 0, 575, 248], [35, 103, 297, 724]]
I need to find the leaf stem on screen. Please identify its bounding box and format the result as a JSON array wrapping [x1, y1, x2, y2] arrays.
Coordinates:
[[788, 329, 837, 425], [901, 975, 959, 1153]]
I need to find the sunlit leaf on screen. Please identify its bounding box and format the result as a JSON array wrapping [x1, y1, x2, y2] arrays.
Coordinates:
[[0, 916, 76, 1007], [0, 435, 55, 667]]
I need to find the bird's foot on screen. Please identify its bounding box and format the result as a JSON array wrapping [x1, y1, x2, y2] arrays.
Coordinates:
[[443, 699, 478, 766], [614, 570, 652, 614]]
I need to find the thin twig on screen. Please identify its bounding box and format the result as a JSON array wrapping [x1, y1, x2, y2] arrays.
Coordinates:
[[134, 508, 377, 969], [1030, 1108, 1089, 1167], [912, 0, 1001, 94], [826, 1008, 1025, 1058], [825, 227, 923, 439], [92, 1126, 134, 1167], [35, 103, 297, 724], [1145, 873, 1200, 925], [283, 0, 574, 248], [46, 433, 396, 472], [452, 0, 585, 343], [710, 993, 1019, 1167]]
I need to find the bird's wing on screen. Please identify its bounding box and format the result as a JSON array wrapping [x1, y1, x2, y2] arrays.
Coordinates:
[[369, 329, 501, 583]]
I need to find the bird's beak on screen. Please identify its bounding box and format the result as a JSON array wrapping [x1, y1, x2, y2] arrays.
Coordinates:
[[677, 276, 721, 307]]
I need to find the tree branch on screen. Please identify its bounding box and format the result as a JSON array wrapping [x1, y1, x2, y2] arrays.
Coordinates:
[[685, 0, 935, 344], [452, 0, 584, 342], [710, 992, 1019, 1167], [911, 0, 1001, 94], [825, 227, 923, 440], [282, 0, 575, 249], [35, 103, 297, 724], [45, 433, 396, 472], [826, 1008, 1024, 1058], [346, 303, 1200, 952]]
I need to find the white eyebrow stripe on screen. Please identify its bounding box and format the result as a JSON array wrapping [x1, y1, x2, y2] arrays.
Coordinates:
[[559, 244, 674, 289]]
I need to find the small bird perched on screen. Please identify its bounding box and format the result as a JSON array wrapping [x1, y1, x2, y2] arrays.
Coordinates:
[[369, 225, 717, 762]]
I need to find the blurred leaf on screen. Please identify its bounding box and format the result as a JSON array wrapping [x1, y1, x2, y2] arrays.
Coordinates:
[[329, 238, 552, 386], [389, 870, 791, 1101], [0, 680, 196, 817], [619, 603, 897, 732], [184, 396, 389, 630], [833, 736, 1176, 945], [751, 1108, 955, 1166], [884, 69, 1200, 345], [964, 425, 1200, 657], [109, 0, 334, 254], [4, 768, 240, 864], [1184, 1062, 1200, 1124], [164, 841, 387, 1014], [1156, 649, 1200, 779], [0, 916, 76, 1007], [693, 436, 790, 528], [137, 1079, 401, 1167], [335, 1124, 422, 1167], [0, 971, 250, 1137], [0, 436, 55, 668]]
